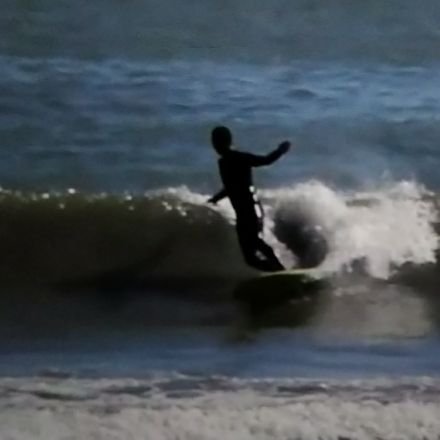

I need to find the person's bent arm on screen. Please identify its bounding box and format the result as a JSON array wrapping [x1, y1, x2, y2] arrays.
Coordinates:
[[243, 141, 291, 167], [208, 188, 227, 204]]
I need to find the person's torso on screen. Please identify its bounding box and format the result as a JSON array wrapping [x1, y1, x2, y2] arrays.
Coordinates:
[[218, 151, 261, 218]]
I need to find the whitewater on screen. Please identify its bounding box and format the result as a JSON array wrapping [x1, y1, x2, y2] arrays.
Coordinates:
[[1, 376, 440, 440]]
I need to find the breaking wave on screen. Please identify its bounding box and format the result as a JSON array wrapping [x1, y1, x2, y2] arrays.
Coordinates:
[[0, 179, 436, 289]]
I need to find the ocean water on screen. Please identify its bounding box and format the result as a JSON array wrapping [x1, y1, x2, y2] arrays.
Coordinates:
[[1, 1, 440, 438]]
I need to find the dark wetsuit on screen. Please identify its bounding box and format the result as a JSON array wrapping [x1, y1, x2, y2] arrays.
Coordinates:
[[215, 149, 285, 272]]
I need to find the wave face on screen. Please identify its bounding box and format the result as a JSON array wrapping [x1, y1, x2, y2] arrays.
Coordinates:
[[0, 180, 436, 288]]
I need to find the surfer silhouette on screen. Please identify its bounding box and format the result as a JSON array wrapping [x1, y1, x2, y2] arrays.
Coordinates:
[[208, 126, 290, 272]]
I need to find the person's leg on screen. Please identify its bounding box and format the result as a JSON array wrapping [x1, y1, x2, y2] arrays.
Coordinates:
[[236, 224, 284, 272], [255, 237, 285, 271]]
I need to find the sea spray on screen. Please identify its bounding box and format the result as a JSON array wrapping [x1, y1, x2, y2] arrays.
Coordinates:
[[266, 180, 438, 278]]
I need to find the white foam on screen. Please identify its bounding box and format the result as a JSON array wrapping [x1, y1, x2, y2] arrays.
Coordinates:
[[266, 180, 438, 279], [1, 376, 439, 440]]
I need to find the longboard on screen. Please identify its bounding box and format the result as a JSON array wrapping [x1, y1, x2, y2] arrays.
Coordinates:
[[234, 268, 324, 309]]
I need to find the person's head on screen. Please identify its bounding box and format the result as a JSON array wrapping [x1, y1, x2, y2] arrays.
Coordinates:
[[211, 126, 232, 156]]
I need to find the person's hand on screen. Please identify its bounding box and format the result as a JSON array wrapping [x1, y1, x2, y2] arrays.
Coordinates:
[[278, 141, 291, 155]]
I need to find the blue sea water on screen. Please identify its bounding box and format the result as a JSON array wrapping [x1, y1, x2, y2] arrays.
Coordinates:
[[1, 1, 440, 438]]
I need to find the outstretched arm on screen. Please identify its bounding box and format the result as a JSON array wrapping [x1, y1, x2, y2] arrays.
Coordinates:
[[208, 188, 227, 204], [243, 141, 291, 167]]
